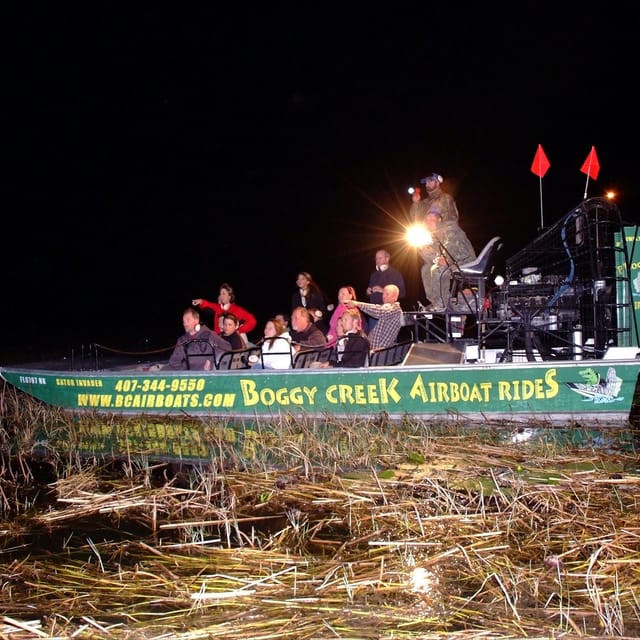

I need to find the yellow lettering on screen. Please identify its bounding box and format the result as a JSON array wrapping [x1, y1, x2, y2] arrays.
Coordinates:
[[380, 377, 400, 402], [411, 376, 493, 404], [240, 380, 259, 405], [325, 381, 398, 406], [477, 383, 492, 401], [288, 387, 303, 404], [545, 368, 559, 397], [498, 380, 511, 400], [239, 379, 317, 407], [498, 370, 559, 401], [409, 375, 428, 401], [303, 386, 318, 404]]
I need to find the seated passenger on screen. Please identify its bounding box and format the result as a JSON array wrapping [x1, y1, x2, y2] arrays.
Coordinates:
[[327, 285, 367, 345], [419, 207, 475, 312], [315, 308, 370, 368], [162, 308, 231, 371], [221, 312, 246, 350], [274, 311, 291, 333], [346, 284, 402, 350], [253, 317, 295, 369], [290, 306, 327, 352]]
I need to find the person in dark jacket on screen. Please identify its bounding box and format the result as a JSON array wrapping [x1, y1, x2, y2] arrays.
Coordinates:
[[332, 309, 371, 367], [365, 249, 406, 331], [291, 271, 331, 335], [220, 312, 246, 350], [366, 249, 406, 304], [290, 306, 327, 352]]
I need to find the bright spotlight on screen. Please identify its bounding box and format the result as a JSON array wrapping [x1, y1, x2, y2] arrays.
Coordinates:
[[405, 223, 432, 247]]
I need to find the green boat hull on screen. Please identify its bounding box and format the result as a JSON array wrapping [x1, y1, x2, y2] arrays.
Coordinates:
[[3, 360, 640, 463], [3, 359, 639, 423]]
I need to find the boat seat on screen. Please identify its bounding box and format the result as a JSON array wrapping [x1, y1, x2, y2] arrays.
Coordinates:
[[183, 339, 218, 371], [451, 236, 503, 328], [368, 340, 413, 367], [217, 346, 262, 370], [293, 345, 335, 369]]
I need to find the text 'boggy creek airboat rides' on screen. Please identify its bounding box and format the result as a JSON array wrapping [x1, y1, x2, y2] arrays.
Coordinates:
[[3, 197, 640, 458]]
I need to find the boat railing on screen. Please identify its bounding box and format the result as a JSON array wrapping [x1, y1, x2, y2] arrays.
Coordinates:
[[88, 342, 173, 371], [368, 340, 413, 367], [182, 341, 264, 371], [217, 346, 262, 370], [293, 345, 336, 369]]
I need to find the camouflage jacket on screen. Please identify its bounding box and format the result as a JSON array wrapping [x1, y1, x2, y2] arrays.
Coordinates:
[[419, 221, 475, 267], [410, 186, 460, 224]]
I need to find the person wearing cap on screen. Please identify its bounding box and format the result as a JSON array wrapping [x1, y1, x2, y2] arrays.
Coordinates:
[[410, 172, 460, 225], [419, 206, 475, 312]]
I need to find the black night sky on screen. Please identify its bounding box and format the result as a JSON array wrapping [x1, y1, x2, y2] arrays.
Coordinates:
[[2, 6, 637, 360]]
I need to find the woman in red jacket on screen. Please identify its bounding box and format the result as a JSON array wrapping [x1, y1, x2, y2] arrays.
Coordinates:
[[192, 283, 257, 344]]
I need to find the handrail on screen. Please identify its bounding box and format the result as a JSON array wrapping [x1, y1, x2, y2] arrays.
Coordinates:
[[293, 345, 335, 369], [94, 342, 175, 356], [217, 346, 262, 370], [183, 339, 218, 371], [369, 340, 413, 367], [88, 342, 175, 370]]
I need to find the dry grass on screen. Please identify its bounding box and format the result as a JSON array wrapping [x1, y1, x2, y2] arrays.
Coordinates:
[[1, 382, 640, 638]]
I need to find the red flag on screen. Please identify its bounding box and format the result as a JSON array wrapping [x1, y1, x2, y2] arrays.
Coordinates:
[[530, 144, 550, 178], [580, 146, 600, 180]]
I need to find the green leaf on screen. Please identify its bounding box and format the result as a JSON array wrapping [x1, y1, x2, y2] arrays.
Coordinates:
[[406, 451, 425, 465]]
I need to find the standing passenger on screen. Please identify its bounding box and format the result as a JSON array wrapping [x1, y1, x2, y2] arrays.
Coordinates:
[[291, 271, 331, 335], [346, 284, 403, 350], [366, 249, 405, 331], [410, 172, 460, 225], [192, 283, 257, 343]]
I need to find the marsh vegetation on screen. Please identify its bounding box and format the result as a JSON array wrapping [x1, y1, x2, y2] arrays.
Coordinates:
[[1, 381, 640, 639]]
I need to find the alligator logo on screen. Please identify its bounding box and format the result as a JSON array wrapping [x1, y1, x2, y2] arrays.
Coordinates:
[[566, 367, 623, 403]]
